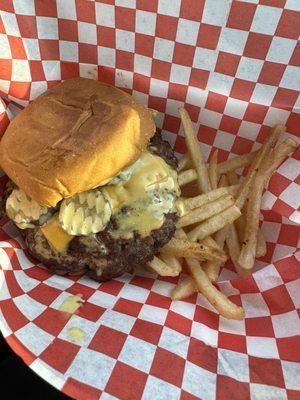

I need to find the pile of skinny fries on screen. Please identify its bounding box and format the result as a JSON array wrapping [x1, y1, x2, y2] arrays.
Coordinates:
[[148, 108, 298, 320]]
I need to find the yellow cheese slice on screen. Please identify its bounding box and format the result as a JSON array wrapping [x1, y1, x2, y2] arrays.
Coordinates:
[[40, 213, 74, 252]]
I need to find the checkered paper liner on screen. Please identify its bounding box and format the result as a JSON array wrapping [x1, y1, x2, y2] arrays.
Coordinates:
[[0, 1, 299, 399]]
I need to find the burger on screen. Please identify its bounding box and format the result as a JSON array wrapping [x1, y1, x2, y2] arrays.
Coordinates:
[[0, 78, 181, 282]]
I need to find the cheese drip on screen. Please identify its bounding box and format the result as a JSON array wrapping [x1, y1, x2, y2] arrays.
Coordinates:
[[103, 151, 180, 238], [58, 294, 83, 314]]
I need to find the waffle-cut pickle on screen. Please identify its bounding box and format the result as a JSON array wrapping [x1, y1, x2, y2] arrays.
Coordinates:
[[6, 189, 49, 229], [59, 190, 111, 235]]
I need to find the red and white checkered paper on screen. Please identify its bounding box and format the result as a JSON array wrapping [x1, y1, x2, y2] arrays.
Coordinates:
[[0, 1, 299, 399]]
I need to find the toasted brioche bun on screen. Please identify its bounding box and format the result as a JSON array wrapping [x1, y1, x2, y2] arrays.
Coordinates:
[[0, 78, 155, 207]]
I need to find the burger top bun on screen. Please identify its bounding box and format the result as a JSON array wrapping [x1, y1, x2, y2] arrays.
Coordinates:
[[0, 78, 156, 207]]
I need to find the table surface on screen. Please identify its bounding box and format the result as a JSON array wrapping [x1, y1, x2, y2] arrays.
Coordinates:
[[0, 332, 71, 400]]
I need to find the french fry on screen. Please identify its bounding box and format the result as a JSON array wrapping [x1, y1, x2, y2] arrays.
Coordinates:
[[162, 237, 226, 262], [171, 275, 196, 300], [227, 171, 267, 260], [178, 153, 191, 172], [175, 231, 226, 260], [238, 138, 298, 270], [147, 256, 181, 277], [179, 153, 256, 187], [218, 151, 258, 175], [235, 125, 285, 210], [220, 174, 248, 277], [179, 151, 258, 176], [238, 175, 265, 270], [177, 195, 234, 228], [176, 228, 225, 255], [175, 229, 225, 256], [178, 169, 198, 186], [182, 173, 236, 251], [202, 235, 225, 252], [174, 199, 186, 217], [264, 138, 298, 177], [218, 174, 229, 189], [174, 228, 188, 240], [160, 253, 182, 272], [227, 171, 239, 185], [203, 227, 228, 282], [188, 205, 242, 241], [235, 209, 266, 258], [202, 175, 230, 281], [187, 257, 244, 319], [226, 224, 250, 277], [255, 139, 297, 259], [208, 149, 219, 189], [256, 229, 267, 258], [182, 186, 238, 213], [227, 172, 254, 258], [179, 107, 211, 193], [181, 155, 258, 195], [174, 229, 244, 319]]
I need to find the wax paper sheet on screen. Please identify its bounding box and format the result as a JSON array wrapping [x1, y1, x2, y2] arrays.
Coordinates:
[[0, 1, 299, 400]]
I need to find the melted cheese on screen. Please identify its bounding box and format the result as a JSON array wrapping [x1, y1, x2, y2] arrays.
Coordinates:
[[103, 151, 180, 238], [59, 294, 83, 314], [41, 213, 74, 252], [67, 327, 86, 341]]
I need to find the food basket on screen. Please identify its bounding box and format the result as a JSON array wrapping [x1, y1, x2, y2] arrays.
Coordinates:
[[0, 1, 299, 399]]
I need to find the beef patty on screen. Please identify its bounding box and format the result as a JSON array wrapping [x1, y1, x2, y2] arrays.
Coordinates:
[[23, 133, 179, 282]]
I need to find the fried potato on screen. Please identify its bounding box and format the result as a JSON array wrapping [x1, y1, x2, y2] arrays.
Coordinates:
[[238, 138, 298, 270], [238, 175, 265, 270], [218, 151, 258, 175], [235, 125, 285, 210], [171, 275, 196, 300], [188, 205, 242, 241], [177, 195, 234, 228], [178, 169, 198, 186], [264, 138, 298, 177], [178, 151, 258, 185], [160, 253, 182, 272], [203, 227, 228, 282], [182, 186, 238, 213], [162, 237, 226, 262], [147, 256, 181, 276], [175, 229, 244, 319], [208, 149, 219, 190], [187, 257, 244, 319], [256, 229, 267, 258], [178, 153, 191, 172], [179, 107, 211, 193]]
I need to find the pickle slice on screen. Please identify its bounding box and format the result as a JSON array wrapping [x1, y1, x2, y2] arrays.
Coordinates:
[[59, 190, 111, 235], [6, 189, 49, 229]]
